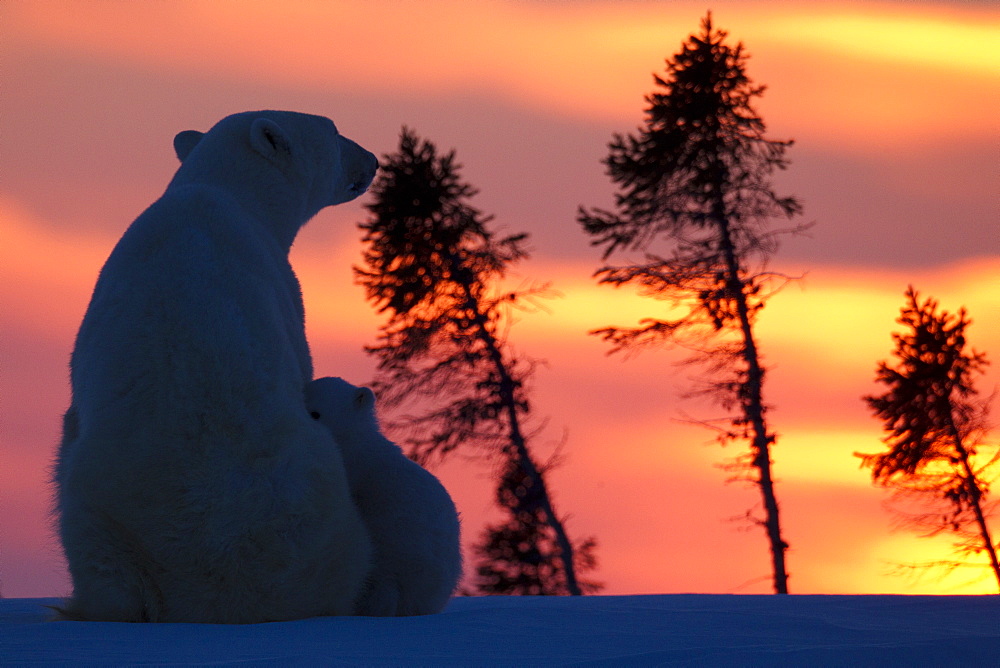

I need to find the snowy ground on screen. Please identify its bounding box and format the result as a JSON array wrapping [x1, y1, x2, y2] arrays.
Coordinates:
[[2, 594, 999, 666]]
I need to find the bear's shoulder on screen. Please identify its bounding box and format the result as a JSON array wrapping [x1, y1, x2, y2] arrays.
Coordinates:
[[113, 185, 281, 266]]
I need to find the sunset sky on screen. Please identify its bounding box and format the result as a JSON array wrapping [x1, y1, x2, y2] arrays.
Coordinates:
[[2, 0, 999, 598]]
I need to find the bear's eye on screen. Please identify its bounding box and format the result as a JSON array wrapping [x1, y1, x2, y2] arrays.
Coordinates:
[[309, 411, 321, 420]]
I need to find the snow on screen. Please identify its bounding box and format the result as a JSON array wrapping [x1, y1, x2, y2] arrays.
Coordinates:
[[2, 595, 998, 665]]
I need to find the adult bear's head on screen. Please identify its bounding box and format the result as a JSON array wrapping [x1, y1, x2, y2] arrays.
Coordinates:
[[170, 111, 378, 244]]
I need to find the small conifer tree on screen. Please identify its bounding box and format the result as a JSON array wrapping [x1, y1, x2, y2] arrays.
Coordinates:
[[358, 127, 599, 595], [861, 287, 1000, 591]]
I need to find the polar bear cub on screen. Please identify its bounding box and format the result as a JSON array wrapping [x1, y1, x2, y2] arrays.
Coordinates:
[[54, 111, 377, 623], [306, 377, 462, 616]]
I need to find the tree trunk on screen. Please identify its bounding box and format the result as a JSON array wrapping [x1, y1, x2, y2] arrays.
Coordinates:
[[715, 209, 790, 595], [452, 262, 584, 596], [949, 424, 1000, 593], [479, 323, 583, 596]]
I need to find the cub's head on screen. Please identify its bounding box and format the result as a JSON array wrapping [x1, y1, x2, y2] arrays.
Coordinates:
[[305, 376, 378, 445], [172, 110, 378, 219]]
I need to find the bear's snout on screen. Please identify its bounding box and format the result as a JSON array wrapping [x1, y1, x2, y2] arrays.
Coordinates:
[[338, 136, 378, 198], [350, 176, 371, 195], [351, 152, 378, 195]]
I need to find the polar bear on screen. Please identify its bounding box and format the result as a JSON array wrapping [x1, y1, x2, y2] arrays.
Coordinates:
[[305, 377, 462, 616], [54, 111, 378, 623]]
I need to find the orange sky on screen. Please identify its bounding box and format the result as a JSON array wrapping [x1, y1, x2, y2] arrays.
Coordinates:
[[2, 0, 999, 598]]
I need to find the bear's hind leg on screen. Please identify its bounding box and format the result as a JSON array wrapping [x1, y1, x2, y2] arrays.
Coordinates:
[[57, 507, 162, 622]]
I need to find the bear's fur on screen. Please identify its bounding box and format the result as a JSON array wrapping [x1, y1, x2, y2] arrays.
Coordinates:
[[54, 111, 378, 623], [305, 377, 462, 616]]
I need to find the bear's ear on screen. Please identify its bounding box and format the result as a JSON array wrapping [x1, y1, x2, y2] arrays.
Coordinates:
[[250, 118, 292, 161], [355, 387, 375, 411], [173, 130, 204, 162]]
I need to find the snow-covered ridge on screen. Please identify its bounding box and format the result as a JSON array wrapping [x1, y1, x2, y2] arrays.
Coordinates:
[[3, 594, 998, 665]]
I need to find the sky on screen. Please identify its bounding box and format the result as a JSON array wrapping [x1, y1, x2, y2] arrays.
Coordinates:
[[1, 0, 999, 598]]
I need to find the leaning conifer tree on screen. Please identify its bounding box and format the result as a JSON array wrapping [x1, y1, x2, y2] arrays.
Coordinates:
[[357, 126, 598, 596], [476, 455, 602, 595], [860, 287, 1000, 592], [577, 12, 804, 594]]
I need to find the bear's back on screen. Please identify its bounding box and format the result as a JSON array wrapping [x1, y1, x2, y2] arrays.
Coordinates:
[[73, 185, 312, 414]]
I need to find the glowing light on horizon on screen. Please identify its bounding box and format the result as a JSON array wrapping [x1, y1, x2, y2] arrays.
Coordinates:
[[865, 532, 1000, 595], [762, 11, 1000, 77]]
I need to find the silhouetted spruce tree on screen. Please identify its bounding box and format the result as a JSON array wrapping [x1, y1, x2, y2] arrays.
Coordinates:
[[357, 127, 598, 596], [476, 456, 601, 595], [577, 12, 804, 594], [860, 287, 1000, 592]]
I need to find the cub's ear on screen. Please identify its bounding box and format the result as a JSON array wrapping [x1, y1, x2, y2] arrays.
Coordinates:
[[250, 118, 292, 160], [355, 387, 376, 410], [173, 130, 204, 162]]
